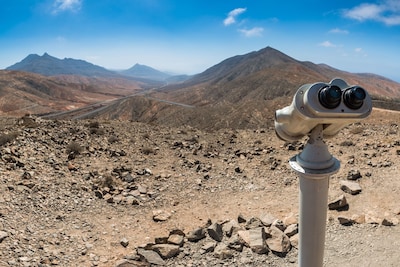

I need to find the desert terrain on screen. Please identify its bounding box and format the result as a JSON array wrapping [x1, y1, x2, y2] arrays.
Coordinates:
[[0, 107, 399, 266]]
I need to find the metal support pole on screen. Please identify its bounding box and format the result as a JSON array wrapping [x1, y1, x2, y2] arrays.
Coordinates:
[[289, 125, 340, 267]]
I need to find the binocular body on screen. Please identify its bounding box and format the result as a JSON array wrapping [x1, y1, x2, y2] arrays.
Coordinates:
[[274, 78, 372, 141]]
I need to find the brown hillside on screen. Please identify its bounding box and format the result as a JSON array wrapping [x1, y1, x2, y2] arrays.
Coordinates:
[[152, 47, 400, 106], [0, 71, 142, 116], [72, 47, 400, 130]]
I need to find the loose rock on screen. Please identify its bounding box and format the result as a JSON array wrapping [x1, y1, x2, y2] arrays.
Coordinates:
[[340, 180, 362, 195]]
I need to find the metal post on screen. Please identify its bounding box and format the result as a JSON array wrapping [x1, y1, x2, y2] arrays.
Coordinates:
[[289, 125, 340, 267]]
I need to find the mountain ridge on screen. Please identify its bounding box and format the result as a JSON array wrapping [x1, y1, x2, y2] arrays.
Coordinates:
[[2, 46, 400, 131], [7, 53, 119, 77], [120, 63, 172, 81]]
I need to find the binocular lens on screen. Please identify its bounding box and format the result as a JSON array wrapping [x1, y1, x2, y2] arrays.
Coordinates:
[[318, 85, 342, 109], [344, 86, 366, 109]]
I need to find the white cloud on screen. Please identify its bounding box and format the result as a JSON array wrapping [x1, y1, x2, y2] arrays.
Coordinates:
[[238, 27, 264, 37], [329, 28, 349, 34], [319, 41, 337, 48], [53, 0, 82, 14], [224, 8, 247, 26], [355, 48, 368, 57], [343, 0, 400, 26]]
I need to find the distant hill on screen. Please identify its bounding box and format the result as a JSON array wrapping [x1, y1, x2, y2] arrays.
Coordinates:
[[0, 70, 142, 116], [151, 46, 400, 106], [120, 63, 171, 81], [4, 46, 400, 130], [71, 46, 400, 130], [6, 53, 119, 77], [120, 64, 191, 84]]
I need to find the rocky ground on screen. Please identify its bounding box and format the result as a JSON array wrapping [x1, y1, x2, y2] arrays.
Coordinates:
[[0, 109, 399, 266]]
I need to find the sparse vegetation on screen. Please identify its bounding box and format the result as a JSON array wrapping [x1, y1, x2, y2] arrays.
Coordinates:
[[19, 114, 39, 128], [89, 127, 105, 135], [0, 132, 19, 146], [66, 141, 83, 154], [340, 140, 355, 146], [108, 135, 119, 144], [98, 174, 115, 189], [87, 120, 105, 135], [350, 126, 365, 135], [88, 121, 100, 129], [141, 147, 155, 155]]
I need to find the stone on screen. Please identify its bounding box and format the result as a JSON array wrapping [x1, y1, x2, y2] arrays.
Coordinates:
[[201, 241, 217, 253], [266, 226, 291, 254], [137, 248, 165, 265], [245, 217, 263, 229], [340, 180, 362, 195], [249, 227, 268, 254], [155, 236, 168, 244], [0, 230, 8, 243], [207, 222, 223, 242], [226, 234, 244, 252], [169, 229, 185, 236], [152, 244, 180, 259], [222, 219, 240, 237], [115, 259, 148, 267], [138, 184, 147, 194], [283, 213, 297, 226], [120, 238, 129, 247], [237, 214, 247, 223], [237, 230, 250, 247], [152, 210, 171, 222], [351, 214, 366, 224], [122, 173, 135, 183], [125, 196, 140, 205], [328, 195, 348, 210], [272, 219, 286, 232], [382, 217, 398, 226], [213, 243, 233, 259], [338, 216, 353, 226], [365, 214, 381, 224], [290, 234, 299, 249], [104, 193, 114, 203], [187, 227, 206, 242], [347, 169, 362, 180], [259, 213, 277, 227], [284, 224, 298, 237], [167, 234, 184, 246]]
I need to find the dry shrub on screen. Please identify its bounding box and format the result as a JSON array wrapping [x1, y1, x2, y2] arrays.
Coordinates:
[[0, 132, 19, 146], [97, 174, 122, 190], [350, 126, 364, 135], [141, 147, 155, 155], [340, 140, 355, 146], [20, 115, 39, 128], [87, 121, 105, 135], [99, 175, 115, 189], [108, 135, 119, 144], [66, 141, 83, 154], [90, 127, 105, 135], [88, 121, 100, 128]]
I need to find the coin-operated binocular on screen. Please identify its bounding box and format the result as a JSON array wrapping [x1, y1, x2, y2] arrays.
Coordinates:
[[274, 78, 372, 267], [274, 78, 372, 141]]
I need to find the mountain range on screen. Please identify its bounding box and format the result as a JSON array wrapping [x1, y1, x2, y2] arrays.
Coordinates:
[[2, 46, 400, 129], [6, 53, 187, 84], [6, 53, 119, 77]]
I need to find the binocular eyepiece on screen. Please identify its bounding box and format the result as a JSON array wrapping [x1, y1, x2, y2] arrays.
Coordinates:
[[319, 85, 367, 110], [274, 78, 372, 141]]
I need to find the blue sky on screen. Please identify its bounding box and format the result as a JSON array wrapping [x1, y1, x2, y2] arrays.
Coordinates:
[[1, 0, 400, 81]]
